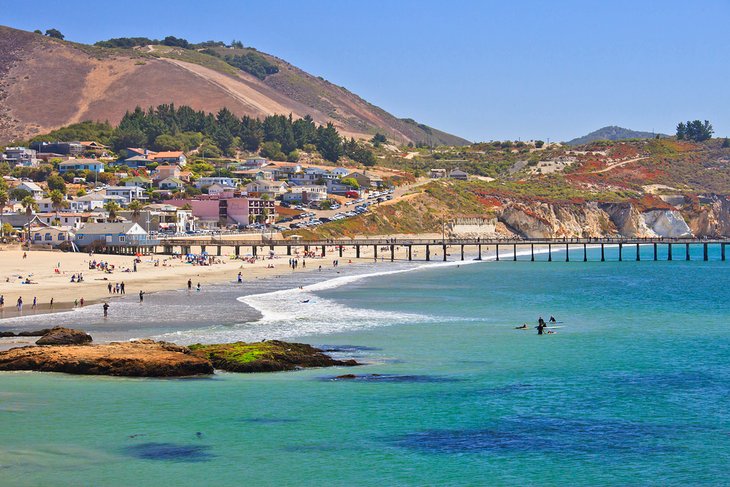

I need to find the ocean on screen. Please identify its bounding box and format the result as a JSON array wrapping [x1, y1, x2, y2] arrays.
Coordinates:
[[1, 244, 729, 486]]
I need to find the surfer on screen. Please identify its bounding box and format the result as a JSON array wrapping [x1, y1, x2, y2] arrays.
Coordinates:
[[549, 316, 557, 323], [515, 324, 529, 330]]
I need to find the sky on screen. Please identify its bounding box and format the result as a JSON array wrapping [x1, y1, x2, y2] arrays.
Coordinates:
[[2, 0, 729, 142]]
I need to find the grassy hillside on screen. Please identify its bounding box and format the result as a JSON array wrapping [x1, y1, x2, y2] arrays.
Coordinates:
[[567, 126, 667, 145]]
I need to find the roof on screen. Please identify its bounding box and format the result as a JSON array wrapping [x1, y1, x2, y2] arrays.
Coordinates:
[[124, 155, 151, 162], [77, 222, 143, 234], [59, 159, 102, 166], [18, 181, 42, 191], [122, 176, 152, 183], [161, 177, 184, 184], [152, 151, 185, 159]]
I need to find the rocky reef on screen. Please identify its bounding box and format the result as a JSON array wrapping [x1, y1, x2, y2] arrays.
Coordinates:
[[188, 340, 359, 373], [0, 330, 358, 377], [0, 339, 213, 377]]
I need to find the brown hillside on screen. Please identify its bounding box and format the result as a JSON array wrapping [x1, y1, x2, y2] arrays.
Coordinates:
[[0, 26, 469, 146]]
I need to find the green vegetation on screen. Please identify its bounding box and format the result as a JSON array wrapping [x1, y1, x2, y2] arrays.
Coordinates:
[[223, 52, 279, 80], [44, 28, 64, 40], [676, 120, 714, 142]]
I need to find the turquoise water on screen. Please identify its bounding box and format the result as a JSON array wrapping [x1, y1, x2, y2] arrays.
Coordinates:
[[1, 246, 730, 486]]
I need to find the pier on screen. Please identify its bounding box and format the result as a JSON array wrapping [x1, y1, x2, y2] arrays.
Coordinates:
[[151, 237, 730, 263]]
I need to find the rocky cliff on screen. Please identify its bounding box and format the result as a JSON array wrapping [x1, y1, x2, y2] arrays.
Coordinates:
[[468, 196, 728, 239]]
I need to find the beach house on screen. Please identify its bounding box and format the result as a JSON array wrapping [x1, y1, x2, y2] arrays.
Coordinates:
[[58, 159, 105, 174], [74, 222, 151, 249]]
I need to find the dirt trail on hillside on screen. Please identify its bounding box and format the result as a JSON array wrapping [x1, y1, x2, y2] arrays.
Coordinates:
[[581, 156, 648, 174]]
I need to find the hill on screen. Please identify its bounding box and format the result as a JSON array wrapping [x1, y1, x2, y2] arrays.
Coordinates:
[[0, 26, 469, 146], [566, 126, 666, 146]]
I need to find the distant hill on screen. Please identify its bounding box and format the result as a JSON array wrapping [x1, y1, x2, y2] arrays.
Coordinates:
[[0, 26, 469, 146], [566, 126, 667, 146]]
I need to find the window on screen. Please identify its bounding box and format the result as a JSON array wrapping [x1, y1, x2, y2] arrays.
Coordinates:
[[34, 234, 41, 241], [119, 236, 125, 242], [58, 234, 65, 241], [45, 233, 52, 241]]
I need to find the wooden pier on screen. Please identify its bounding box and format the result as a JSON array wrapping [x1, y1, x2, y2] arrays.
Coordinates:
[[149, 237, 730, 263]]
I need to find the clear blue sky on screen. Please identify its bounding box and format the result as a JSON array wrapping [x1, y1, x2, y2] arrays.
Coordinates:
[[3, 0, 729, 142]]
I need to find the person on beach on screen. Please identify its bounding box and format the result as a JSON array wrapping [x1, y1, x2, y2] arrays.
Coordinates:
[[103, 302, 109, 317], [1, 295, 5, 309], [139, 291, 145, 303], [108, 283, 112, 294], [50, 298, 53, 309], [74, 299, 78, 307], [196, 283, 201, 292], [187, 279, 192, 291], [80, 298, 84, 307], [237, 272, 242, 283], [17, 297, 23, 312], [32, 297, 36, 309], [120, 282, 125, 294]]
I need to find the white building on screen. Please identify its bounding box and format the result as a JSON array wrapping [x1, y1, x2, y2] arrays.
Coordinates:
[[194, 176, 237, 189], [105, 186, 146, 204]]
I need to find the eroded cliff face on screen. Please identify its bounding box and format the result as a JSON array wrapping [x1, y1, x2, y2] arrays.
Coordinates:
[[489, 196, 730, 239]]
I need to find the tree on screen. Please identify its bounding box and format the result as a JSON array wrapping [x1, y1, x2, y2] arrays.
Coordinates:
[[371, 132, 388, 147], [677, 120, 713, 142], [0, 188, 7, 236], [260, 141, 285, 160], [44, 28, 64, 40], [722, 138, 730, 148], [341, 177, 360, 189], [535, 140, 545, 148], [317, 123, 342, 162], [10, 188, 32, 201], [127, 200, 144, 219], [48, 190, 68, 223], [104, 201, 121, 222], [21, 196, 38, 244], [46, 174, 67, 193]]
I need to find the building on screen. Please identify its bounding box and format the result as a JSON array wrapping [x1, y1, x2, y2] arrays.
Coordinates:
[[429, 168, 447, 178], [206, 183, 232, 196], [29, 225, 75, 247], [159, 177, 185, 191], [31, 141, 83, 156], [245, 180, 289, 198], [151, 151, 187, 166], [282, 185, 327, 204], [35, 212, 102, 229], [122, 155, 152, 169], [242, 157, 268, 168], [330, 167, 351, 177], [195, 176, 237, 190], [326, 179, 357, 195], [16, 181, 44, 199], [105, 186, 146, 204], [121, 176, 152, 188], [58, 159, 105, 174], [154, 165, 181, 182], [75, 222, 151, 249], [2, 147, 37, 167], [448, 168, 469, 180], [165, 195, 276, 227]]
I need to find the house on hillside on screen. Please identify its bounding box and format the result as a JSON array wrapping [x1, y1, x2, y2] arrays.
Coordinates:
[[16, 181, 44, 199], [448, 168, 468, 180], [58, 159, 105, 174], [159, 177, 185, 191], [282, 185, 327, 204], [123, 155, 152, 169], [242, 157, 268, 168], [105, 186, 146, 204], [151, 151, 187, 166], [195, 176, 237, 189], [429, 168, 447, 178], [31, 141, 83, 156], [154, 165, 180, 182], [330, 167, 350, 177], [75, 222, 151, 249], [121, 176, 152, 188], [245, 180, 289, 198], [2, 147, 38, 167]]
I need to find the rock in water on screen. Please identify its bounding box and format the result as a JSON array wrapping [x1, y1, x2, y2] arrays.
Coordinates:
[[188, 340, 360, 373], [0, 341, 214, 377], [35, 327, 92, 345]]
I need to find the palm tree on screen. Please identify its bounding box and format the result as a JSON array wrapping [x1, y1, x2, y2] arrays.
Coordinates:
[[48, 189, 68, 226], [128, 200, 144, 219], [21, 195, 38, 244], [104, 201, 122, 222], [0, 188, 8, 237]]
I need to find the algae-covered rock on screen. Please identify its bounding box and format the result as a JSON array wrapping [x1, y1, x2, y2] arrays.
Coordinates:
[[188, 340, 359, 373], [36, 327, 92, 345]]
